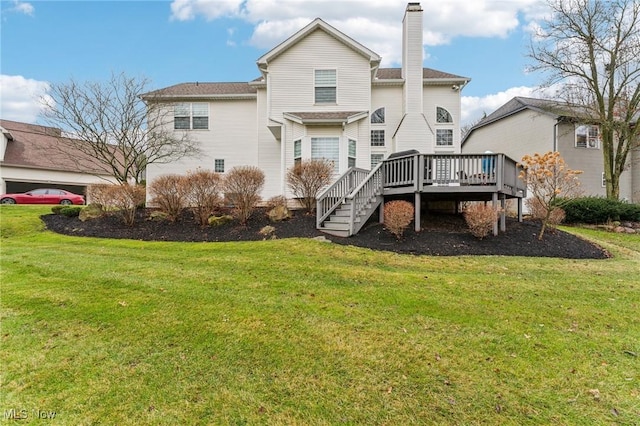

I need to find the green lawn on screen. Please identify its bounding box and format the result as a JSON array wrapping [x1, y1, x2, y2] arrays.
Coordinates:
[[1, 205, 639, 425]]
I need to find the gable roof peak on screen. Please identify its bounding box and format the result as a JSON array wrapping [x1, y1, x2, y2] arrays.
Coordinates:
[[256, 17, 381, 71]]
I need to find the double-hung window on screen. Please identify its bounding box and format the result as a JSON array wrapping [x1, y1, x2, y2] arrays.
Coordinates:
[[214, 159, 225, 173], [315, 70, 336, 103], [174, 102, 209, 130], [348, 139, 357, 168], [294, 139, 302, 166], [575, 124, 599, 148], [371, 153, 384, 168], [436, 129, 453, 146], [311, 137, 339, 173]]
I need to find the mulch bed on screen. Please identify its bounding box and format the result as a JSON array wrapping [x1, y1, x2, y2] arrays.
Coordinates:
[[41, 208, 610, 259]]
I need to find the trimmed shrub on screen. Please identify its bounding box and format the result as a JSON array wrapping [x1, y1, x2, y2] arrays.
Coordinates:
[[51, 205, 65, 215], [148, 174, 188, 222], [224, 166, 265, 225], [463, 203, 499, 239], [105, 184, 146, 226], [562, 196, 640, 223], [184, 169, 224, 227], [286, 159, 333, 212], [87, 184, 115, 207], [60, 206, 83, 217], [383, 200, 414, 239]]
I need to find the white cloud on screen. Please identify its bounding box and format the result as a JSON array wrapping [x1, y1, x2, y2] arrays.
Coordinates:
[[170, 0, 546, 66], [169, 0, 243, 21], [0, 75, 51, 123], [8, 0, 34, 15], [461, 85, 560, 126]]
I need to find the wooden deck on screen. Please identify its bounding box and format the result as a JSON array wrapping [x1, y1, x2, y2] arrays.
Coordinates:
[[317, 152, 527, 237]]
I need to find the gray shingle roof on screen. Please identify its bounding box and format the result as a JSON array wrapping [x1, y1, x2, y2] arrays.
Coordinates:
[[376, 67, 468, 80], [145, 67, 468, 98], [143, 82, 257, 98], [1, 119, 111, 175]]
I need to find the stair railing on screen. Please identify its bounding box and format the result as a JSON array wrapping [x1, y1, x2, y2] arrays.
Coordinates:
[[345, 162, 384, 235], [316, 167, 370, 228]]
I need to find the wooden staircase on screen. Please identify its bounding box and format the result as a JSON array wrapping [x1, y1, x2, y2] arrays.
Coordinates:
[[316, 164, 384, 237]]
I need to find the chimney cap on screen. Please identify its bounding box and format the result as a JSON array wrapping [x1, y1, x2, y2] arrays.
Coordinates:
[[406, 2, 422, 11]]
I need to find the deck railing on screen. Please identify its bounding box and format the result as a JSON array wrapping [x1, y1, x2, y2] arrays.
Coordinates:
[[316, 167, 370, 228], [383, 153, 526, 194]]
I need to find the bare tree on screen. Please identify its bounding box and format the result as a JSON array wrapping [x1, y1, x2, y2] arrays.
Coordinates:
[[529, 0, 640, 200], [40, 72, 201, 184]]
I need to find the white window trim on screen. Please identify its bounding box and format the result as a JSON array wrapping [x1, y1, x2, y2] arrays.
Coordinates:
[[575, 124, 600, 149], [314, 69, 337, 104], [214, 158, 225, 173], [174, 102, 209, 130], [311, 136, 340, 173], [348, 138, 357, 168], [436, 128, 454, 146], [371, 107, 385, 124], [371, 129, 385, 147], [436, 106, 453, 124]]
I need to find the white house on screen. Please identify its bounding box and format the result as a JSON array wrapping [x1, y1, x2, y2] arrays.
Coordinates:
[[144, 3, 470, 202], [462, 96, 639, 204], [0, 119, 116, 196]]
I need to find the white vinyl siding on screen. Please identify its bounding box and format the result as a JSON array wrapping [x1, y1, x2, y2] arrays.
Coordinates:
[[174, 102, 209, 130], [311, 137, 339, 172], [266, 30, 371, 116], [315, 69, 336, 103]]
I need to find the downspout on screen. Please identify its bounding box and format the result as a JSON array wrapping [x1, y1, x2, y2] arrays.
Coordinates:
[[553, 120, 559, 152]]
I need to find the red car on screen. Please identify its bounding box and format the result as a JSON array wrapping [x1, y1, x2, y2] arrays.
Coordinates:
[[1, 189, 85, 205]]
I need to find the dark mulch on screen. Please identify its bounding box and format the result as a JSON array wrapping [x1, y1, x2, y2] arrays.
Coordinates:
[[41, 208, 610, 259]]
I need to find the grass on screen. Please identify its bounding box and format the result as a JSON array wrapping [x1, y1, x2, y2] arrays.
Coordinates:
[[1, 205, 639, 425]]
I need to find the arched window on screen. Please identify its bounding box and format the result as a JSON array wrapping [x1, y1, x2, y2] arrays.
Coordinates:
[[436, 107, 453, 123], [371, 107, 385, 124]]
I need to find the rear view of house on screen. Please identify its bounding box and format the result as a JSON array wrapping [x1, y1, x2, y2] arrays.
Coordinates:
[[144, 3, 470, 201]]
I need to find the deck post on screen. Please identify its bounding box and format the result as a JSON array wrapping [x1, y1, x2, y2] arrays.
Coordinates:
[[414, 192, 421, 231], [517, 197, 523, 222], [379, 202, 384, 223], [500, 194, 506, 232], [492, 192, 498, 236]]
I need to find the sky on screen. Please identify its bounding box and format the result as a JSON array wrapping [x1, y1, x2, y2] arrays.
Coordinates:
[[0, 0, 557, 127]]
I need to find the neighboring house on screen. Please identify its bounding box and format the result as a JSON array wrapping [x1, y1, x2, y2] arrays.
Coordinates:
[[143, 3, 470, 202], [0, 119, 117, 196], [462, 96, 639, 203]]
